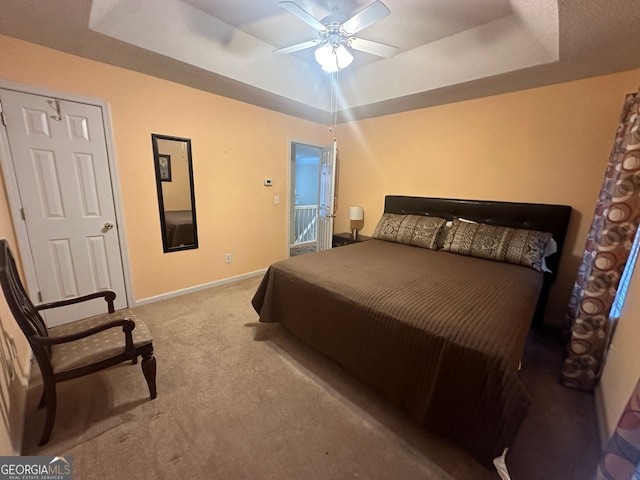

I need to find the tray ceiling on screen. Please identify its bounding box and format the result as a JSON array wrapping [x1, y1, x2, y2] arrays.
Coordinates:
[[0, 1, 639, 123]]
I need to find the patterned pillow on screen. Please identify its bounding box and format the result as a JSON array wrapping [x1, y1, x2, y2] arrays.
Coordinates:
[[372, 213, 447, 250], [442, 219, 552, 271]]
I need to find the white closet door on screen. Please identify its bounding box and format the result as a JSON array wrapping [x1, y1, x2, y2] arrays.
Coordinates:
[[1, 88, 127, 326], [317, 140, 337, 251]]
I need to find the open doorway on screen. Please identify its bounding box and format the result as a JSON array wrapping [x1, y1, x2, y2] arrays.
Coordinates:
[[289, 142, 321, 257]]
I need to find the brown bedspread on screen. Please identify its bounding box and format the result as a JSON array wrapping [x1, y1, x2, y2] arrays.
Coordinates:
[[252, 239, 543, 464], [164, 210, 194, 248]]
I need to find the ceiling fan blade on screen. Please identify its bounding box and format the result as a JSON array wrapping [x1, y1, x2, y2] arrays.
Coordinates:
[[279, 1, 326, 32], [349, 37, 398, 58], [273, 39, 321, 55], [341, 0, 390, 35]]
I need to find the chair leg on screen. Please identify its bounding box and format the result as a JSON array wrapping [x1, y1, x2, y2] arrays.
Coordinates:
[[38, 389, 46, 409], [39, 381, 57, 446], [141, 354, 157, 399]]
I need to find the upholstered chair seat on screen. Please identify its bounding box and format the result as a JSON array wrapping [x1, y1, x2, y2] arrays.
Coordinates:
[[49, 309, 153, 372]]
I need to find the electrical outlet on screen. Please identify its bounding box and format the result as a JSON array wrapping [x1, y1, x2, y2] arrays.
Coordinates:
[[225, 253, 232, 263]]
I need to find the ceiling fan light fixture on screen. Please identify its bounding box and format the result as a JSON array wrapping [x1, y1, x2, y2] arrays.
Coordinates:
[[315, 43, 354, 72], [314, 43, 333, 67]]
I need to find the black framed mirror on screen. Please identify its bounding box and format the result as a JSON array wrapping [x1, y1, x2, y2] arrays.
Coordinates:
[[152, 134, 198, 252]]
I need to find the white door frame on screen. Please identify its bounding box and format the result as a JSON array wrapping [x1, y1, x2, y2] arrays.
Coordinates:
[[0, 79, 134, 308], [287, 138, 323, 257], [317, 139, 337, 251]]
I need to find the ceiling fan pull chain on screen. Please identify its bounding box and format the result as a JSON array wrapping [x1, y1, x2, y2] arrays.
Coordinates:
[[330, 69, 339, 141], [334, 69, 339, 140]]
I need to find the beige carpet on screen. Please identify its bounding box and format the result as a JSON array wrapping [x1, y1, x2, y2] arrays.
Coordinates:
[[21, 276, 599, 479]]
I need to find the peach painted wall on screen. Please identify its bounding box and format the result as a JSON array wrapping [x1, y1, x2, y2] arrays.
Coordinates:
[[334, 70, 640, 326], [0, 170, 29, 455], [598, 264, 640, 438], [0, 34, 328, 302]]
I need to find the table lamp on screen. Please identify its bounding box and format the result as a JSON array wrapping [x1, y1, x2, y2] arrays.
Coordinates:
[[349, 206, 364, 239]]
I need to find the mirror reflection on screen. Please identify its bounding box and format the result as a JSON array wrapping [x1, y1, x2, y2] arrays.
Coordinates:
[[152, 134, 198, 252]]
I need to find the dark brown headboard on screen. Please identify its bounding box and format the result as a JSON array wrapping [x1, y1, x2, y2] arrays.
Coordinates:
[[384, 195, 572, 323]]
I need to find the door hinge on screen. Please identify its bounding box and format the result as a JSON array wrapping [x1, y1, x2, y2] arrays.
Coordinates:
[[0, 100, 5, 127], [37, 291, 43, 303], [20, 208, 25, 220], [47, 98, 62, 121]]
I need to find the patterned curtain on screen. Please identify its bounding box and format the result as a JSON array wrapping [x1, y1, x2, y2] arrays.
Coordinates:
[[596, 377, 640, 480], [561, 91, 640, 391]]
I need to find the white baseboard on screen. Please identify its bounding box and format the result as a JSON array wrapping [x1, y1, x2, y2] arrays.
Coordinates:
[[134, 269, 267, 307], [1, 345, 32, 456], [594, 384, 610, 450], [14, 354, 30, 456]]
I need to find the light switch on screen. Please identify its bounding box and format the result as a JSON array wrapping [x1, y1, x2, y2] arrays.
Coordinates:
[[274, 194, 280, 204]]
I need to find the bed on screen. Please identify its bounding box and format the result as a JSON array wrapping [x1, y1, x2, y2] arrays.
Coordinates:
[[164, 210, 195, 248], [252, 195, 572, 464]]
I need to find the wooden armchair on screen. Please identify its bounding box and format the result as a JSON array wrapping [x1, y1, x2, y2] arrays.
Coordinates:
[[0, 239, 156, 445]]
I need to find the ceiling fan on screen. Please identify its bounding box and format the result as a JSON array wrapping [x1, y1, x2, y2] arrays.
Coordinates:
[[274, 0, 398, 72]]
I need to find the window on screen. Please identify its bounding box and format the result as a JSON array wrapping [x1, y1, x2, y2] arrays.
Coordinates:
[[610, 224, 640, 319]]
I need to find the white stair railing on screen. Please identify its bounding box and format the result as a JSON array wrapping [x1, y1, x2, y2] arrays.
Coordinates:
[[293, 205, 318, 245]]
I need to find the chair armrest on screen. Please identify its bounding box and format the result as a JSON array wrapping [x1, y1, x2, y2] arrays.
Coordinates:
[[32, 318, 135, 346], [35, 290, 117, 313]]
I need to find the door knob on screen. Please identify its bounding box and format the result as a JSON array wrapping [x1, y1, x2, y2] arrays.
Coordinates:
[[104, 222, 114, 230]]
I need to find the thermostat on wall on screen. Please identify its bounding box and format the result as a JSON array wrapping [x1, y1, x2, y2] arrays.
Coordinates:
[[264, 178, 273, 186]]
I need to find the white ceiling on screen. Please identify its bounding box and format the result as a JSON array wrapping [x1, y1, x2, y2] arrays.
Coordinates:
[[1, 1, 639, 124]]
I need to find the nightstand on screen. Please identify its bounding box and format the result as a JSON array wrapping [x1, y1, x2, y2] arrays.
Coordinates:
[[332, 232, 371, 248]]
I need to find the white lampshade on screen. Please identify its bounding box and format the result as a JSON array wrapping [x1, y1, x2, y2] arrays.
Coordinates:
[[315, 44, 354, 72], [349, 206, 364, 221]]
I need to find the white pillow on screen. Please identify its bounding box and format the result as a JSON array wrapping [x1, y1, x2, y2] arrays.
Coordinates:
[[540, 238, 558, 273], [436, 220, 454, 249]]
